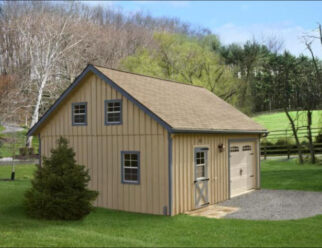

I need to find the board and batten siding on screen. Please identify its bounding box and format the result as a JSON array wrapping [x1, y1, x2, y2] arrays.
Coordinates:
[[37, 72, 169, 215], [171, 133, 260, 215]]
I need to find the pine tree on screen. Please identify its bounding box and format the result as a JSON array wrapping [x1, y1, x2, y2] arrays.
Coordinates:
[[25, 137, 98, 220]]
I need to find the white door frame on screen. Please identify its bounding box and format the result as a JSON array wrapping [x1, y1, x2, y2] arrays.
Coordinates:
[[228, 138, 259, 199], [194, 147, 209, 208]]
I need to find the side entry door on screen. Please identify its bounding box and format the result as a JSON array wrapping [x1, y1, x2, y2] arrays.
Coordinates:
[[194, 147, 209, 208]]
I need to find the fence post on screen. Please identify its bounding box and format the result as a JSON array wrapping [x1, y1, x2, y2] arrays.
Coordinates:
[[264, 146, 267, 160], [287, 145, 290, 160]]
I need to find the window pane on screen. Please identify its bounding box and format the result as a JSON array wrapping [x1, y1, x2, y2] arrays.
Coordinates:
[[124, 168, 138, 181], [242, 145, 251, 151], [107, 113, 121, 122], [73, 103, 86, 124], [197, 166, 205, 178], [106, 101, 121, 124], [123, 152, 139, 183], [74, 114, 85, 123], [131, 161, 138, 167], [196, 155, 205, 165], [130, 173, 138, 181], [107, 102, 121, 111], [230, 146, 239, 152]]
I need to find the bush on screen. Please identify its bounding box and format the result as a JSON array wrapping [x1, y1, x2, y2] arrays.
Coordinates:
[[315, 132, 322, 143], [19, 147, 27, 156], [25, 137, 98, 220], [20, 147, 35, 156], [260, 140, 274, 147], [275, 138, 292, 146]]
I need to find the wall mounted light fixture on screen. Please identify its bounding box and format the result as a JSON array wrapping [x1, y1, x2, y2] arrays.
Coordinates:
[[218, 144, 225, 152]]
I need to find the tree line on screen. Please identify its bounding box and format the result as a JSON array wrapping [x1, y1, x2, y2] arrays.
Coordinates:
[[121, 31, 322, 163], [0, 1, 209, 145], [0, 2, 321, 163]]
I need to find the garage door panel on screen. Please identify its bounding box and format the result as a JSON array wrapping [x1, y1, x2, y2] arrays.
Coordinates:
[[230, 141, 256, 197], [230, 165, 248, 177], [247, 176, 256, 189]]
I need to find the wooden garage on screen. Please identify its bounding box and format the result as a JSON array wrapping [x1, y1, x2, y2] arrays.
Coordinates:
[[27, 64, 267, 216]]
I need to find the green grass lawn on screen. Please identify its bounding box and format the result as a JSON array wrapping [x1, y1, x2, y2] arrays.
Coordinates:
[[0, 161, 322, 247], [252, 110, 322, 131], [0, 129, 38, 158], [261, 159, 322, 191]]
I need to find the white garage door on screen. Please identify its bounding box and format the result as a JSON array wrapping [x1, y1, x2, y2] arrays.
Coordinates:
[[229, 141, 256, 197]]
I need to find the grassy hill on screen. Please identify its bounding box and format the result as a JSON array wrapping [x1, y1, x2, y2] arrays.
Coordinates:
[[252, 110, 322, 132]]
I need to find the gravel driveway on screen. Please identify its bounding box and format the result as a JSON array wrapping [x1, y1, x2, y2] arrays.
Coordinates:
[[219, 189, 322, 220]]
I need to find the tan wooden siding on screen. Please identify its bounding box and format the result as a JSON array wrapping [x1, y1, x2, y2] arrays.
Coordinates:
[[171, 133, 260, 215], [39, 72, 169, 215]]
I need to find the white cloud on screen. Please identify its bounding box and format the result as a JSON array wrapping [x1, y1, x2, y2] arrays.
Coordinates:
[[214, 23, 322, 57]]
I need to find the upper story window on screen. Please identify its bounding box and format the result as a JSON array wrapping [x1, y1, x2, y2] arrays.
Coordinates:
[[121, 151, 140, 184], [105, 99, 122, 125], [72, 102, 87, 126]]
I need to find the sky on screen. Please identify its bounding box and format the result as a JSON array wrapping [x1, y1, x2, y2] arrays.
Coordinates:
[[85, 1, 322, 57]]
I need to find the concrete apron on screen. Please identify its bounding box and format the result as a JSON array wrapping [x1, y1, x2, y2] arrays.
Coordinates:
[[186, 204, 239, 219]]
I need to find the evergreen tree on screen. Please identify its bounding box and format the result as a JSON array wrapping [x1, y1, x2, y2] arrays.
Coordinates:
[[25, 137, 98, 220]]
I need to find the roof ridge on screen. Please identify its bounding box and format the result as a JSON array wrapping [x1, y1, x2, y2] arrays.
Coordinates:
[[92, 64, 205, 89]]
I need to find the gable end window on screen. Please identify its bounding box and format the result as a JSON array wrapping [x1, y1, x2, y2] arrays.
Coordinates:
[[121, 151, 140, 184], [72, 102, 87, 126], [105, 100, 122, 125]]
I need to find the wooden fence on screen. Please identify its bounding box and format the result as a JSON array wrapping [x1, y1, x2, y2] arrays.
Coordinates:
[[261, 127, 322, 159]]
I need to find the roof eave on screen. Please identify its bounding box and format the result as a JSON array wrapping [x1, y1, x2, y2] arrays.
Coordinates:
[[171, 128, 268, 135], [27, 65, 93, 137]]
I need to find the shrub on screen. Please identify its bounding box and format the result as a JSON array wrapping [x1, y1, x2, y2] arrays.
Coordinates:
[[19, 147, 27, 156], [315, 132, 322, 144], [25, 137, 98, 220], [301, 140, 308, 146], [20, 147, 34, 156], [260, 140, 273, 147], [275, 138, 292, 146]]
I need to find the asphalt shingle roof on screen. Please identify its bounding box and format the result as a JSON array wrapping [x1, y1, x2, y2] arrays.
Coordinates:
[[28, 64, 266, 136], [94, 65, 266, 133]]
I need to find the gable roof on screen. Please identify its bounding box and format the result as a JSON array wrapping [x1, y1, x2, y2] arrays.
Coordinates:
[[27, 64, 267, 136]]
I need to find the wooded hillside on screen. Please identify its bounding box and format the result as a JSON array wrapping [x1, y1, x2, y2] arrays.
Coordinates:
[[0, 1, 321, 132]]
